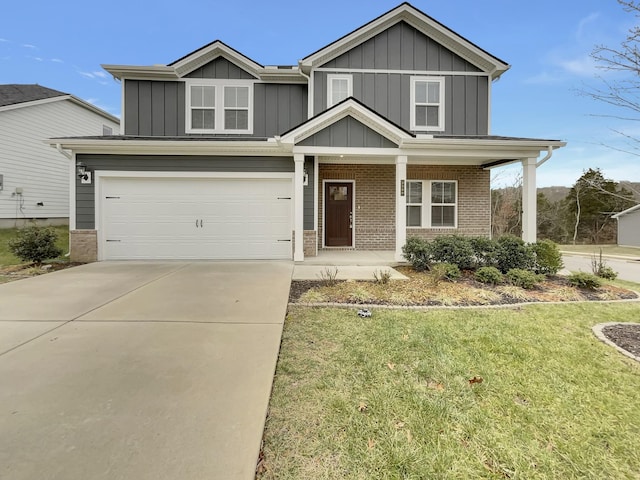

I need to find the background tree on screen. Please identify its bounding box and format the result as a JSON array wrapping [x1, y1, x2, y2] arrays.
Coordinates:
[[564, 168, 635, 244]]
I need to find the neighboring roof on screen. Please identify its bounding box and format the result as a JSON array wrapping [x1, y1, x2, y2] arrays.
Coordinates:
[[300, 2, 510, 78], [612, 203, 640, 219], [0, 84, 119, 124], [0, 84, 67, 107]]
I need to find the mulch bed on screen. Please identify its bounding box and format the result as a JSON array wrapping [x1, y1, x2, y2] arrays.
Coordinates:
[[602, 324, 640, 357], [0, 262, 82, 283]]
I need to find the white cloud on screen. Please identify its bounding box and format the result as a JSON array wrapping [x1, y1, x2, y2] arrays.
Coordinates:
[[51, 58, 63, 63], [576, 12, 600, 42], [79, 71, 96, 79], [21, 43, 37, 49], [92, 71, 108, 79], [523, 71, 565, 85], [0, 38, 9, 43], [557, 54, 598, 77]]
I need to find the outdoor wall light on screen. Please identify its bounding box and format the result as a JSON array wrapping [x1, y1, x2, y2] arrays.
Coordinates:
[[76, 162, 88, 180], [303, 168, 309, 186]]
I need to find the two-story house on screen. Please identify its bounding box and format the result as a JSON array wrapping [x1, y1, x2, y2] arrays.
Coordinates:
[[52, 2, 565, 263]]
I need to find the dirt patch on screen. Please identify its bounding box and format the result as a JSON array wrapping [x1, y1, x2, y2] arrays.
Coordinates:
[[602, 324, 640, 357]]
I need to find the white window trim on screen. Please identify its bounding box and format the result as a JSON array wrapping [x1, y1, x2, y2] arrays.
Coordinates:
[[410, 76, 445, 132], [406, 180, 458, 229], [327, 74, 353, 108], [185, 79, 254, 134]]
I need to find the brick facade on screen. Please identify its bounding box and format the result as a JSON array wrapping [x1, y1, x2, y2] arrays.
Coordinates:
[[304, 230, 317, 256], [317, 163, 490, 251], [70, 230, 98, 263]]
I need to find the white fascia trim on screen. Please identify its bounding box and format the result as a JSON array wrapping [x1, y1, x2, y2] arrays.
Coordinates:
[[294, 146, 401, 157], [102, 64, 178, 80], [612, 203, 640, 219], [401, 137, 567, 149], [280, 99, 411, 146], [50, 139, 291, 156], [317, 67, 490, 77], [172, 42, 262, 79], [300, 4, 509, 77]]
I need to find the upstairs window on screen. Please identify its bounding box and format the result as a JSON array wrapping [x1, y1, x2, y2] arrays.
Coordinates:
[[410, 77, 445, 131], [186, 80, 253, 134], [406, 180, 457, 228], [327, 74, 353, 108]]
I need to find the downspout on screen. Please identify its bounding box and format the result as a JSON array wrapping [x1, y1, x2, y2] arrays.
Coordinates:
[[56, 143, 72, 160], [298, 61, 313, 119], [536, 146, 553, 168]]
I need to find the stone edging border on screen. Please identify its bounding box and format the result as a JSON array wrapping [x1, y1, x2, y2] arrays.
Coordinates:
[[592, 322, 640, 363], [289, 294, 640, 311]]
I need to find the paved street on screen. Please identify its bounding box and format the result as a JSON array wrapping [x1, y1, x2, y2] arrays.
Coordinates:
[[562, 254, 640, 283]]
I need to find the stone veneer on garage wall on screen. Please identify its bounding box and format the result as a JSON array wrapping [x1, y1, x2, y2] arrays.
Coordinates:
[[69, 230, 98, 262], [318, 163, 490, 250]]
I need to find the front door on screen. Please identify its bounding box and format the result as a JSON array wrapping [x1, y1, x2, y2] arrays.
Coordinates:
[[324, 182, 353, 247]]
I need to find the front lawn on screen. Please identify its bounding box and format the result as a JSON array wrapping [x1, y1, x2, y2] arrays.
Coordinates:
[[259, 303, 640, 479]]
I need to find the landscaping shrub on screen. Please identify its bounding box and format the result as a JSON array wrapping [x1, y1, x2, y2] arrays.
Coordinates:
[[373, 269, 392, 285], [469, 236, 499, 269], [430, 262, 461, 282], [7, 225, 63, 264], [496, 235, 535, 273], [428, 235, 475, 270], [475, 266, 503, 285], [506, 268, 544, 289], [591, 250, 618, 280], [567, 272, 602, 290], [402, 237, 431, 271], [533, 239, 563, 275]]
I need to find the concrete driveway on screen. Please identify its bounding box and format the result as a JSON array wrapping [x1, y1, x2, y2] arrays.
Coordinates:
[[0, 261, 293, 480]]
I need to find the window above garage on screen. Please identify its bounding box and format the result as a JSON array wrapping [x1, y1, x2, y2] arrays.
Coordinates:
[[185, 79, 254, 134]]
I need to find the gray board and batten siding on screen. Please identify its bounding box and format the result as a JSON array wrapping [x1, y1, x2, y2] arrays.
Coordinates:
[[74, 155, 319, 230], [124, 57, 307, 138], [314, 21, 489, 135], [298, 116, 398, 148]]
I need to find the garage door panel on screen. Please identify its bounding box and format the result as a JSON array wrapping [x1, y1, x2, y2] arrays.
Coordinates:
[[101, 176, 293, 260]]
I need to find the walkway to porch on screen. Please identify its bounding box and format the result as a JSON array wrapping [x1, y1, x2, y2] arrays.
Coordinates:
[[293, 250, 409, 280]]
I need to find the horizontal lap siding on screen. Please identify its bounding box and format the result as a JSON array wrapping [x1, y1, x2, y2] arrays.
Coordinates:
[[75, 155, 294, 229]]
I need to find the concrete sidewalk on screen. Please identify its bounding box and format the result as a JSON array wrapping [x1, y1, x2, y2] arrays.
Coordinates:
[[0, 261, 292, 480]]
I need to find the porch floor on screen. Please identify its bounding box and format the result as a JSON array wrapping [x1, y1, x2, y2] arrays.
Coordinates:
[[293, 250, 408, 281]]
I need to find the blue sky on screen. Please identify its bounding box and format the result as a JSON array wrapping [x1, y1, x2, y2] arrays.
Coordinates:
[[1, 0, 637, 187]]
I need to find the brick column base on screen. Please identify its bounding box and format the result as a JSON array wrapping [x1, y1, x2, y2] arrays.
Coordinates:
[[304, 230, 317, 257], [70, 230, 98, 263]]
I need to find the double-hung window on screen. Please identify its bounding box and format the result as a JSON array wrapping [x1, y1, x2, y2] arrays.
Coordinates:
[[186, 80, 253, 134], [406, 180, 457, 228], [327, 74, 353, 108], [410, 76, 445, 131]]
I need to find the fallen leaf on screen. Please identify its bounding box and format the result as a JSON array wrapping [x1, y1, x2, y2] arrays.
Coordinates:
[[406, 429, 413, 443], [387, 362, 395, 370], [402, 334, 409, 341], [358, 402, 368, 413], [546, 441, 555, 452], [368, 438, 375, 450], [394, 421, 405, 429], [468, 376, 484, 385], [427, 381, 445, 391]]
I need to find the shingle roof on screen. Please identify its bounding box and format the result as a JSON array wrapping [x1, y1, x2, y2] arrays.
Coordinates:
[[0, 84, 68, 107]]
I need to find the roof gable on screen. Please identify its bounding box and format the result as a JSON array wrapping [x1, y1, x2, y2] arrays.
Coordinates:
[[0, 84, 66, 107], [297, 116, 398, 148], [279, 97, 412, 146], [169, 40, 262, 79], [301, 3, 509, 77]]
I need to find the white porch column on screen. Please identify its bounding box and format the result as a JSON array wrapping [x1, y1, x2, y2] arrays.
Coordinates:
[[294, 154, 305, 261], [395, 155, 408, 262], [521, 157, 537, 243]]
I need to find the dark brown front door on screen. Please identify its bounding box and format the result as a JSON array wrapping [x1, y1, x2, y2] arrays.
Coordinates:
[[325, 182, 353, 247]]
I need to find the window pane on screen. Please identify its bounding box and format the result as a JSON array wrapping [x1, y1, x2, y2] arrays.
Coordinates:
[[224, 87, 236, 108], [192, 109, 203, 129], [225, 109, 248, 130], [415, 106, 427, 127], [203, 86, 215, 107], [407, 181, 422, 203], [426, 106, 439, 126], [432, 206, 455, 227], [191, 86, 203, 107], [427, 82, 440, 103], [407, 206, 422, 227], [442, 182, 455, 203], [415, 82, 427, 103], [203, 110, 215, 129], [192, 109, 215, 129], [431, 182, 443, 203], [236, 87, 248, 107]]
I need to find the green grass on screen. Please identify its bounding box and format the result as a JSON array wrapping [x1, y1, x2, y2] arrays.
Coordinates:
[[0, 226, 69, 266], [260, 304, 640, 479], [560, 244, 640, 257]]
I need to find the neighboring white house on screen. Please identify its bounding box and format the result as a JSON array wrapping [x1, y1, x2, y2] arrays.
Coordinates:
[[0, 84, 119, 227], [612, 203, 640, 248]]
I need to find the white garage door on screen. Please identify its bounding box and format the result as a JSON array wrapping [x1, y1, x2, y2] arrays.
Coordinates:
[[100, 176, 293, 260]]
